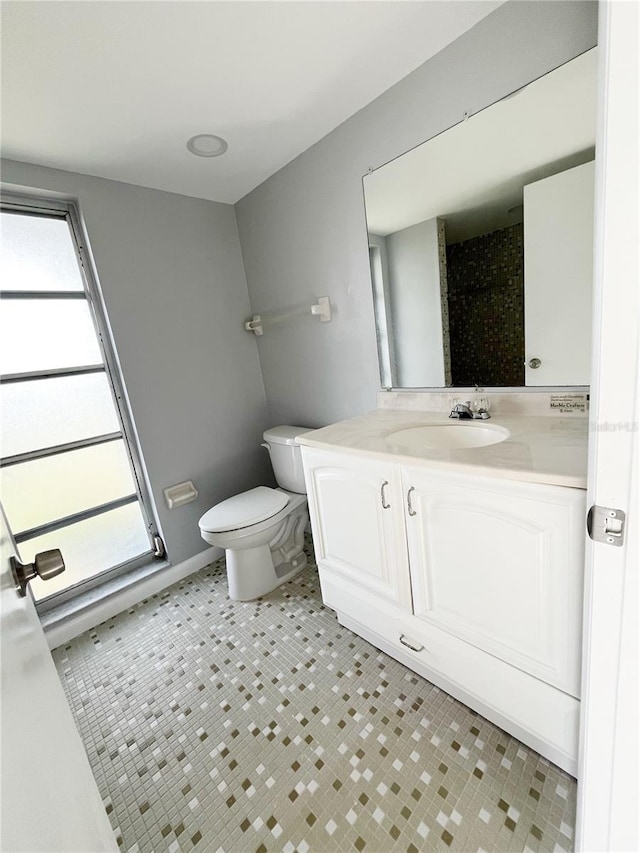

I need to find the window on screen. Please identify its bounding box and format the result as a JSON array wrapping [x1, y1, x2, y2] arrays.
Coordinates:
[[0, 197, 163, 606]]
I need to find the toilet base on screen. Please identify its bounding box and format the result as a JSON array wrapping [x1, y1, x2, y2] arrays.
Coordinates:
[[226, 547, 307, 601], [224, 502, 308, 601]]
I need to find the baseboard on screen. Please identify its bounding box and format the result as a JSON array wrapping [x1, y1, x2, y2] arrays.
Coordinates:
[[44, 546, 223, 650]]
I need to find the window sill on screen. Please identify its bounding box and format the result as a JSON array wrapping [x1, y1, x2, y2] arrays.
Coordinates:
[[38, 557, 171, 634]]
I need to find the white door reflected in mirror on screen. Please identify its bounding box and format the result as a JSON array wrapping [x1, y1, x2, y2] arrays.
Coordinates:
[[524, 161, 594, 386]]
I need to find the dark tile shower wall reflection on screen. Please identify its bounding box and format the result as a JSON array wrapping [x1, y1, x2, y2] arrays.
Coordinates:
[[446, 224, 525, 387]]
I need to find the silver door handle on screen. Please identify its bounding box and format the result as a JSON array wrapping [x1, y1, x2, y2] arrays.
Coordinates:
[[10, 549, 65, 597], [407, 487, 417, 517], [381, 480, 390, 509], [528, 357, 542, 369]]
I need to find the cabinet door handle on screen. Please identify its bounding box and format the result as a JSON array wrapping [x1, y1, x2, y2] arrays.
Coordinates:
[[407, 486, 417, 517], [381, 480, 390, 509], [399, 634, 424, 653]]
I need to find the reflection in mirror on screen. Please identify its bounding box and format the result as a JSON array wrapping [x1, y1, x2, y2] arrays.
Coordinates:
[[364, 49, 597, 389]]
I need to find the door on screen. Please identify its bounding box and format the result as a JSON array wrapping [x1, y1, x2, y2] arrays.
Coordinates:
[[302, 447, 412, 609], [524, 161, 595, 385], [403, 465, 585, 696], [577, 2, 639, 849], [0, 507, 117, 851]]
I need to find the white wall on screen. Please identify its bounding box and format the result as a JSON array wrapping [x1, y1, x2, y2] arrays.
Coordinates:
[[235, 0, 598, 427], [386, 218, 445, 387], [0, 160, 272, 565]]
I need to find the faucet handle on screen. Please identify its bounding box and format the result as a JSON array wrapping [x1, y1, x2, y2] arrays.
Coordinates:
[[471, 396, 491, 419]]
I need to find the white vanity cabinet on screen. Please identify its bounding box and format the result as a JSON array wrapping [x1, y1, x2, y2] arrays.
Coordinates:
[[301, 448, 412, 609], [301, 445, 586, 775]]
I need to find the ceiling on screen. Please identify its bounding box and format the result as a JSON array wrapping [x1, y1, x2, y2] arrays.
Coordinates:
[[1, 1, 502, 204]]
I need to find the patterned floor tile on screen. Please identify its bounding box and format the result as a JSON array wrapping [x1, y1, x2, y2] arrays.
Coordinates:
[[53, 538, 577, 852]]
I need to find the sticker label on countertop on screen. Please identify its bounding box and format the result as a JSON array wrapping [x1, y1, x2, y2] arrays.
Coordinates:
[[549, 394, 588, 414]]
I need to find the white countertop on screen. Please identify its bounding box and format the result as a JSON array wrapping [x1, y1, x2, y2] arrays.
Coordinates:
[[297, 409, 588, 489]]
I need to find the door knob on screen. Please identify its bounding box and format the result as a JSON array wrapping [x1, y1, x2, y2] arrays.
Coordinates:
[[10, 549, 65, 597], [528, 358, 542, 369]]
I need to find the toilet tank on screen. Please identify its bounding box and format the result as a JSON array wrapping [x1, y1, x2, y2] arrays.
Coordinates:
[[262, 426, 310, 494]]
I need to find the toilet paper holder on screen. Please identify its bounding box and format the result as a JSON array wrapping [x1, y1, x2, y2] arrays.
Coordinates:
[[163, 480, 198, 509]]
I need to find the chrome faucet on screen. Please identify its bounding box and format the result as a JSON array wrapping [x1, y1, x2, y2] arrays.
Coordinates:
[[449, 401, 474, 419], [449, 400, 491, 420]]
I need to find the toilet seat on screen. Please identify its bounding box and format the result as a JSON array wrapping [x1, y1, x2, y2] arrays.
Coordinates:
[[199, 486, 289, 533]]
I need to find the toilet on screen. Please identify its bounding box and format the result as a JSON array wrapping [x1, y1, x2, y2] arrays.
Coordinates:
[[198, 426, 310, 601]]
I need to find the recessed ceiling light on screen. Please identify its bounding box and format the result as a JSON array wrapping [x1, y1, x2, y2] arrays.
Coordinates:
[[186, 134, 228, 158]]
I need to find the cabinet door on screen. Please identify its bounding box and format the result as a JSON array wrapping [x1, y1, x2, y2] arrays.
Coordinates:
[[402, 465, 585, 696], [301, 448, 412, 609]]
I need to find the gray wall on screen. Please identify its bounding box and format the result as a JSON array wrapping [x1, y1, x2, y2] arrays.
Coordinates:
[[235, 0, 598, 427], [1, 159, 272, 564]]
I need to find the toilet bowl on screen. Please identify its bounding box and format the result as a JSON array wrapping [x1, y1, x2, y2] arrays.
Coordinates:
[[198, 427, 310, 601]]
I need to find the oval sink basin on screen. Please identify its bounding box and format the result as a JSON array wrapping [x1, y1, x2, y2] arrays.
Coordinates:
[[387, 423, 509, 451]]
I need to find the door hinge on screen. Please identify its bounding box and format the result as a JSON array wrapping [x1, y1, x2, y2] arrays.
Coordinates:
[[153, 534, 166, 559], [587, 505, 626, 547]]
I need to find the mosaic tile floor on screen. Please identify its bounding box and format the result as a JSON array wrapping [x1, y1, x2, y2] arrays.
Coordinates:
[[53, 539, 577, 853]]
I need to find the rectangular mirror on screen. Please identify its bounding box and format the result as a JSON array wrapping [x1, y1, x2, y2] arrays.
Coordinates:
[[363, 49, 597, 389]]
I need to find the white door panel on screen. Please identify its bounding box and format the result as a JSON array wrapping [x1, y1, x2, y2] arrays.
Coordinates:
[[0, 508, 117, 852], [524, 161, 595, 386], [577, 3, 639, 849]]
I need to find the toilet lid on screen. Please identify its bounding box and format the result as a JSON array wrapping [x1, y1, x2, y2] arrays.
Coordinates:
[[199, 487, 289, 533]]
